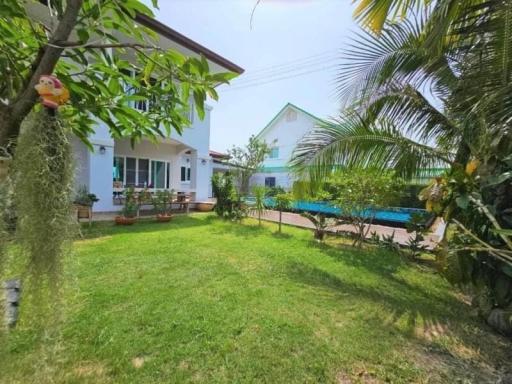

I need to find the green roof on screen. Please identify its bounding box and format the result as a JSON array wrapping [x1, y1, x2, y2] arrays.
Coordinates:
[[255, 103, 325, 140]]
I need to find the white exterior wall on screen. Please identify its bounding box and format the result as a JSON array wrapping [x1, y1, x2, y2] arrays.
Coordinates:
[[249, 105, 320, 190], [87, 121, 116, 212], [74, 106, 214, 212], [71, 136, 90, 189], [250, 172, 295, 190]]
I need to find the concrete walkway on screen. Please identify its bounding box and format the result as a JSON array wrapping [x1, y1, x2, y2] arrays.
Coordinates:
[[253, 210, 444, 249]]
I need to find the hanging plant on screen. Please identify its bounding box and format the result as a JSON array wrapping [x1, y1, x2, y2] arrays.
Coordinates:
[[13, 107, 75, 282]]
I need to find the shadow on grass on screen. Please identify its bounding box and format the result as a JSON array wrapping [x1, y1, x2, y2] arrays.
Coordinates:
[[307, 240, 403, 276], [285, 260, 511, 374], [272, 232, 293, 239], [79, 214, 212, 240]]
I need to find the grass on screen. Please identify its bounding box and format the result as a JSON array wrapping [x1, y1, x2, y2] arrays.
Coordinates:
[[1, 214, 510, 383]]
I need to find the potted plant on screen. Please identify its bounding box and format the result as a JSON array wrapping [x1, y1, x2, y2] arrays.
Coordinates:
[[115, 187, 138, 225], [74, 185, 99, 220], [152, 190, 173, 222]]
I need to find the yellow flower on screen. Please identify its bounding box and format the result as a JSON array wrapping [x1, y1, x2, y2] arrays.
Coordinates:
[[465, 160, 479, 175]]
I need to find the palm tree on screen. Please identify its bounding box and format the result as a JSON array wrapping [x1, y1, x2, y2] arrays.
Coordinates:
[[291, 1, 512, 182], [251, 185, 267, 226], [291, 1, 512, 331]]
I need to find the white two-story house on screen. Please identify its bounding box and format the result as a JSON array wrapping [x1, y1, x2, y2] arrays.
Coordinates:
[[250, 103, 324, 190], [65, 13, 243, 212]]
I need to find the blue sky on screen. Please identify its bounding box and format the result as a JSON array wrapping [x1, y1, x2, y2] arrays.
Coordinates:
[[150, 0, 358, 152]]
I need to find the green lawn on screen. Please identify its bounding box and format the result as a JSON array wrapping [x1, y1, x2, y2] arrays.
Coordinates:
[[2, 214, 510, 383]]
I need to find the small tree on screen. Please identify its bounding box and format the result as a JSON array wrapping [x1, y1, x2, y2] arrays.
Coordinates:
[[251, 186, 267, 225], [329, 169, 402, 247], [227, 135, 271, 195], [301, 212, 335, 241], [274, 193, 293, 233]]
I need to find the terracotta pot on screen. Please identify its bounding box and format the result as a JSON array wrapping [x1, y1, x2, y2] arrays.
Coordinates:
[[196, 202, 214, 212], [115, 216, 136, 225], [76, 204, 91, 219], [156, 214, 172, 222]]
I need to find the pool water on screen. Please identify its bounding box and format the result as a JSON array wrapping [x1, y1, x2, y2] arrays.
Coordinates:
[[247, 197, 429, 225]]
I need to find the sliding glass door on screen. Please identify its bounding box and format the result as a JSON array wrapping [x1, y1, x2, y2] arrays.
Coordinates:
[[151, 160, 166, 189]]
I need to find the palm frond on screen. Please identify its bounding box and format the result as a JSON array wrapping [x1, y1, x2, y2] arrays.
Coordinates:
[[337, 17, 457, 106], [361, 82, 460, 146], [289, 112, 453, 183]]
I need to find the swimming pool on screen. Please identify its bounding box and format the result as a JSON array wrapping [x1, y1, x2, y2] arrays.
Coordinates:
[[246, 197, 430, 226]]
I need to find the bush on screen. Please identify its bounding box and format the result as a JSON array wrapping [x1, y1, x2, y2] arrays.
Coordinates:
[[329, 169, 403, 247], [265, 186, 285, 197], [212, 173, 246, 221], [397, 184, 425, 209]]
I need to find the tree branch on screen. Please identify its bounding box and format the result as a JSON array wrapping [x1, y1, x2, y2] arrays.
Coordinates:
[[0, 0, 84, 147]]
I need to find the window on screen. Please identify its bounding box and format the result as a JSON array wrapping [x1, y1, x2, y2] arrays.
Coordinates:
[[138, 159, 149, 187], [126, 157, 136, 186], [116, 156, 172, 189], [265, 177, 276, 188], [269, 147, 279, 159], [181, 165, 191, 182], [113, 156, 124, 183], [166, 162, 171, 189]]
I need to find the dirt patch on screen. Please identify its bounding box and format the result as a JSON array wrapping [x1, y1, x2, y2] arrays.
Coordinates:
[[73, 361, 108, 378], [336, 370, 382, 383], [132, 355, 151, 369]]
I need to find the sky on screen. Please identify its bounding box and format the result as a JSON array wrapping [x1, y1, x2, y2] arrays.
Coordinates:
[[148, 0, 358, 152]]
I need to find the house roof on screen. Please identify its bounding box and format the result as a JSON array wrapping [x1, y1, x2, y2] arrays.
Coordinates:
[[254, 103, 324, 140], [209, 150, 230, 159], [135, 14, 244, 74]]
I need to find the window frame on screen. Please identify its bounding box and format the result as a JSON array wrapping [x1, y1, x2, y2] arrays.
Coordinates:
[[268, 147, 279, 159], [114, 155, 172, 190]]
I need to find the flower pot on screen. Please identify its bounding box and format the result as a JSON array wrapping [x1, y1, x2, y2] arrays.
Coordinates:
[[196, 202, 214, 212], [115, 216, 136, 225], [75, 204, 91, 219], [156, 214, 172, 222]]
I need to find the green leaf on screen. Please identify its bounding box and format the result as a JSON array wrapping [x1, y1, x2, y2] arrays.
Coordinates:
[[193, 90, 206, 120], [143, 52, 157, 85], [455, 195, 469, 209]]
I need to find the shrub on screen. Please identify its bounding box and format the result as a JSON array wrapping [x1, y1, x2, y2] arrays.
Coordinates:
[[329, 169, 403, 247], [301, 212, 335, 241], [251, 185, 267, 225], [274, 193, 293, 233], [152, 190, 173, 216], [265, 186, 285, 197], [73, 185, 99, 207], [122, 187, 138, 218], [212, 173, 246, 221]]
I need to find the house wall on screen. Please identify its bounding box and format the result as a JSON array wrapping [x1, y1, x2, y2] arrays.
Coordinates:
[[250, 171, 295, 190], [74, 106, 213, 212], [249, 106, 319, 190], [71, 136, 90, 189]]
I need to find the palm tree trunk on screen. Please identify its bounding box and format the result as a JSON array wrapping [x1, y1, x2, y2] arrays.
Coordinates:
[[279, 210, 282, 233]]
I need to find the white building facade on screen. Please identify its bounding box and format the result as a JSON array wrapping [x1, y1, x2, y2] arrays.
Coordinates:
[[67, 13, 243, 212], [249, 103, 323, 190]]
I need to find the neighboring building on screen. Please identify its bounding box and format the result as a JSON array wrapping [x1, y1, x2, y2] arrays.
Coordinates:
[[63, 11, 244, 212], [250, 103, 324, 190]]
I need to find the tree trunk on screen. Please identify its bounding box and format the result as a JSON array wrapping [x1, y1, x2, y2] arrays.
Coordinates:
[[0, 0, 84, 149], [279, 210, 282, 233]]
